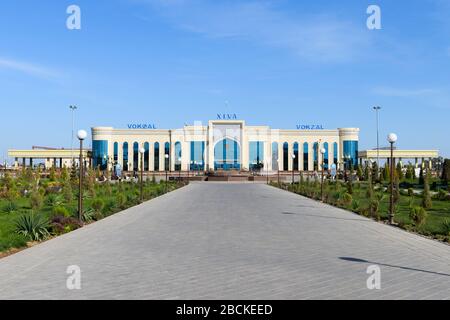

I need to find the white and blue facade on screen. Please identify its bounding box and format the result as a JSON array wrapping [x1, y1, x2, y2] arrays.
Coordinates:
[[91, 120, 359, 173]]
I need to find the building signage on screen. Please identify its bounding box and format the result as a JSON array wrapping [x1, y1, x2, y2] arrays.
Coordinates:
[[217, 114, 238, 120], [127, 124, 157, 129], [296, 124, 324, 130]]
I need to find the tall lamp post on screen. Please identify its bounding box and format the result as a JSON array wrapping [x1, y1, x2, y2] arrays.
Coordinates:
[[139, 147, 145, 203], [320, 148, 326, 201], [165, 154, 169, 191], [292, 154, 296, 184], [373, 106, 381, 170], [277, 159, 280, 185], [388, 133, 398, 225], [178, 157, 182, 180], [77, 129, 87, 222], [70, 105, 78, 166]]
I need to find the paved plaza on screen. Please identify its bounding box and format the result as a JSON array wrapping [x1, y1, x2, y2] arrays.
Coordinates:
[[0, 182, 449, 300]]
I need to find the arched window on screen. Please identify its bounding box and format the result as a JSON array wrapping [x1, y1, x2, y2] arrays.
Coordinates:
[[114, 142, 118, 163], [133, 142, 139, 172], [175, 142, 182, 171], [164, 142, 170, 171], [333, 142, 338, 165], [123, 142, 129, 171], [283, 142, 289, 171], [303, 142, 309, 171], [313, 142, 319, 171], [144, 142, 150, 171], [324, 142, 329, 170], [293, 142, 299, 171], [154, 142, 160, 171], [272, 142, 278, 171]]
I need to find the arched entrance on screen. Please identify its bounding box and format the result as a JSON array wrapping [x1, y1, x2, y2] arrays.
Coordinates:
[[214, 138, 241, 170]]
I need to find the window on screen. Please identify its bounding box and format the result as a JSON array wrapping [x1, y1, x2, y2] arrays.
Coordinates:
[[133, 142, 139, 172], [93, 140, 108, 170], [313, 142, 319, 171], [175, 142, 182, 171], [214, 139, 240, 170], [272, 142, 278, 171], [343, 140, 359, 169], [190, 141, 205, 171], [333, 142, 338, 165], [164, 142, 170, 171], [293, 142, 299, 171], [113, 142, 118, 163], [249, 141, 264, 170], [154, 142, 160, 171], [144, 142, 150, 171], [123, 142, 129, 171], [324, 142, 329, 170], [283, 142, 289, 171], [303, 142, 309, 171]]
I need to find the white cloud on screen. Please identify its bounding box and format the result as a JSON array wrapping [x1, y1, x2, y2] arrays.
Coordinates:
[[0, 57, 59, 78], [133, 0, 370, 63]]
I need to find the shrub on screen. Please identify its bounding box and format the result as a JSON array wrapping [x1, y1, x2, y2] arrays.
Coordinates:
[[437, 189, 448, 201], [442, 219, 450, 236], [15, 212, 50, 241], [52, 206, 71, 218], [91, 198, 105, 213], [50, 215, 83, 235], [30, 191, 44, 211], [422, 172, 432, 209], [409, 206, 428, 227], [2, 201, 18, 214], [407, 188, 414, 197], [45, 194, 64, 208], [342, 192, 353, 207], [369, 199, 380, 221], [116, 193, 127, 209], [351, 199, 360, 211]]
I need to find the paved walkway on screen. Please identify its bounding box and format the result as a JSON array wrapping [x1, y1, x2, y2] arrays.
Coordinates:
[[0, 182, 449, 300]]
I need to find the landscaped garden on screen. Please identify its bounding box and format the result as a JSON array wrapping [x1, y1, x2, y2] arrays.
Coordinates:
[[0, 166, 185, 255], [272, 161, 450, 243]]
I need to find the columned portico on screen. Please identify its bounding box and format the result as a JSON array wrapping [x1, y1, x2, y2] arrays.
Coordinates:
[[89, 121, 360, 174]]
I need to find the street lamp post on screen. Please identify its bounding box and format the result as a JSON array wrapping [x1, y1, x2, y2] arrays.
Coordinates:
[[388, 133, 398, 225], [165, 154, 169, 191], [292, 154, 296, 184], [277, 159, 280, 185], [77, 129, 87, 222], [320, 148, 326, 201], [178, 157, 182, 180], [266, 161, 269, 184], [139, 148, 145, 203], [70, 105, 77, 166], [373, 106, 381, 171]]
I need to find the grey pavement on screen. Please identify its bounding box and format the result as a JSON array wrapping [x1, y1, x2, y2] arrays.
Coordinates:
[[0, 182, 449, 300]]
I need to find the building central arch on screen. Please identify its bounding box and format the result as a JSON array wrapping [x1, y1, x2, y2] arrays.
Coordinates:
[[214, 138, 241, 170]]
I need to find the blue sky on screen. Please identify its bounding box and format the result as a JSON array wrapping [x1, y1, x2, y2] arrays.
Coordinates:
[[0, 0, 449, 162]]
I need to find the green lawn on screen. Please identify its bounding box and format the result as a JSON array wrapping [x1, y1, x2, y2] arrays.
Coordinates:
[[0, 173, 184, 253], [278, 180, 450, 242]]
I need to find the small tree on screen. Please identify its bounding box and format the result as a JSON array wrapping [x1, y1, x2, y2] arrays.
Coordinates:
[[366, 173, 374, 199], [371, 162, 379, 182], [363, 164, 370, 181], [356, 165, 363, 181], [49, 166, 56, 182], [409, 206, 428, 227], [346, 179, 353, 195], [422, 171, 432, 209], [442, 159, 450, 185], [396, 162, 404, 180], [419, 166, 424, 185], [382, 165, 390, 182]]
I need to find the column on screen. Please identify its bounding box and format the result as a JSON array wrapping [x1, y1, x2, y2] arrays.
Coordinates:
[[308, 144, 314, 171]]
